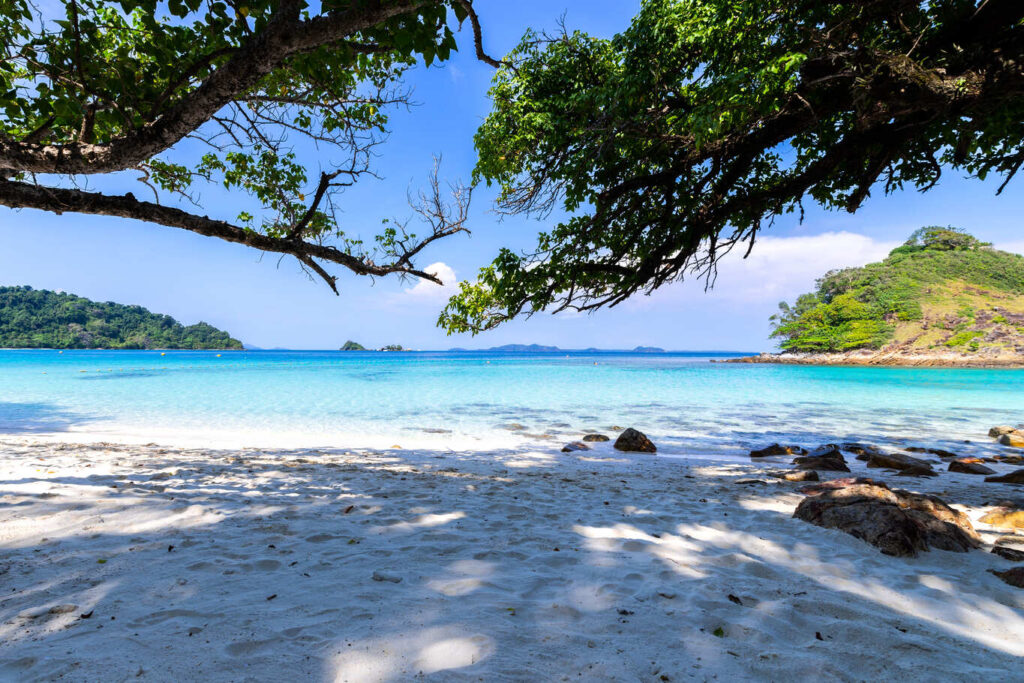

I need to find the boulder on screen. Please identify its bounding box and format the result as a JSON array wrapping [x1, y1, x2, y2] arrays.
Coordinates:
[[979, 504, 1024, 531], [807, 444, 843, 458], [793, 455, 850, 472], [613, 428, 656, 453], [990, 567, 1024, 588], [949, 458, 996, 475], [866, 452, 933, 472], [561, 441, 591, 453], [989, 426, 1021, 438], [985, 469, 1024, 484], [793, 481, 981, 557], [994, 454, 1024, 465], [998, 433, 1024, 448], [750, 443, 806, 458], [582, 434, 610, 442]]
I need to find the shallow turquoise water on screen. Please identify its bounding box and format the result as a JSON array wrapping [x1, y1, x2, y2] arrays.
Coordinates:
[[0, 349, 1021, 455]]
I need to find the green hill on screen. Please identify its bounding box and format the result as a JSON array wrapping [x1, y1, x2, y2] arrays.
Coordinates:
[[0, 286, 243, 350], [770, 228, 1024, 355]]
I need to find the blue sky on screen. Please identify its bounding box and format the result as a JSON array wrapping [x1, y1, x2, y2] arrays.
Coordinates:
[[2, 1, 1022, 351]]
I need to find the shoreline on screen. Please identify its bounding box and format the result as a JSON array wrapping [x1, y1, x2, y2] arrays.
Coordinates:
[[1, 435, 1023, 680], [723, 351, 1024, 368]]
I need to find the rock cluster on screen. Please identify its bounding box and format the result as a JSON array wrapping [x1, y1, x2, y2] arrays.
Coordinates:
[[794, 480, 981, 557]]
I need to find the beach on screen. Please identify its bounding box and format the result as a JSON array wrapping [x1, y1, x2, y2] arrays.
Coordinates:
[[2, 434, 1023, 682]]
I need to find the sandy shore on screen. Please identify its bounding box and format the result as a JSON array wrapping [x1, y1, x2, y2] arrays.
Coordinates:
[[1, 437, 1023, 682]]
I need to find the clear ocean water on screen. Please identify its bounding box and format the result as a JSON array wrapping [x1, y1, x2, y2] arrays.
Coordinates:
[[1, 349, 1022, 457]]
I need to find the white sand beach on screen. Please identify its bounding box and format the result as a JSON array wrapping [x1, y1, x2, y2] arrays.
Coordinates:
[[1, 436, 1023, 682]]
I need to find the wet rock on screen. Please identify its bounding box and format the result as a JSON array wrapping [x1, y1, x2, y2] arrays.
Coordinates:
[[561, 441, 591, 453], [949, 458, 996, 475], [793, 481, 981, 557], [866, 452, 933, 472], [980, 504, 1024, 531], [839, 443, 882, 457], [985, 469, 1024, 484], [992, 546, 1024, 562], [994, 454, 1024, 465], [771, 469, 819, 482], [990, 567, 1024, 588], [793, 455, 850, 472], [613, 428, 657, 453], [989, 426, 1021, 438], [896, 465, 940, 478], [582, 434, 610, 442], [750, 444, 806, 458], [807, 444, 843, 458], [905, 446, 959, 459], [998, 433, 1024, 448]]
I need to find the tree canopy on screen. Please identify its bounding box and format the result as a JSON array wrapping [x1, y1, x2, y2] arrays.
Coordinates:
[[0, 286, 243, 348], [440, 0, 1024, 333], [0, 0, 497, 291]]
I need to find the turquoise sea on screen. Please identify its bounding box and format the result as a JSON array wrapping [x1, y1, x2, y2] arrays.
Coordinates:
[[1, 349, 1022, 456]]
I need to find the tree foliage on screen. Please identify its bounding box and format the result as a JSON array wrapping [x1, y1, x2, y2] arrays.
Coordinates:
[[769, 228, 1024, 352], [440, 0, 1024, 333], [0, 286, 242, 349], [0, 0, 497, 291]]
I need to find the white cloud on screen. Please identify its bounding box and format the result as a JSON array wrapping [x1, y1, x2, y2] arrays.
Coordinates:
[[631, 231, 900, 309], [996, 240, 1024, 256], [404, 261, 459, 299]]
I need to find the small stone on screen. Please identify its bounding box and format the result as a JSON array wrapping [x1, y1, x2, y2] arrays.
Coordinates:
[[613, 428, 657, 453], [771, 470, 819, 482], [561, 441, 591, 453], [793, 454, 849, 472], [990, 567, 1024, 588], [48, 604, 78, 615], [866, 452, 932, 472], [582, 434, 610, 442], [980, 506, 1024, 531], [998, 433, 1024, 448], [992, 546, 1024, 562], [371, 571, 402, 583], [750, 444, 806, 458], [896, 465, 939, 478], [949, 458, 996, 475]]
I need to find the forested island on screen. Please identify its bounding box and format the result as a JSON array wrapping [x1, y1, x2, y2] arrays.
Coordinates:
[[0, 286, 243, 350], [733, 228, 1024, 366]]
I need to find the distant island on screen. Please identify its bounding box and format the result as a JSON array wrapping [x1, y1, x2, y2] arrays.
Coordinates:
[[338, 341, 408, 352], [0, 286, 243, 350], [730, 227, 1024, 367], [447, 344, 668, 353]]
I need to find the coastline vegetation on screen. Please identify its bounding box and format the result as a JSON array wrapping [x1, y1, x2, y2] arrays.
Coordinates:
[[769, 228, 1024, 353], [0, 286, 243, 350]]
